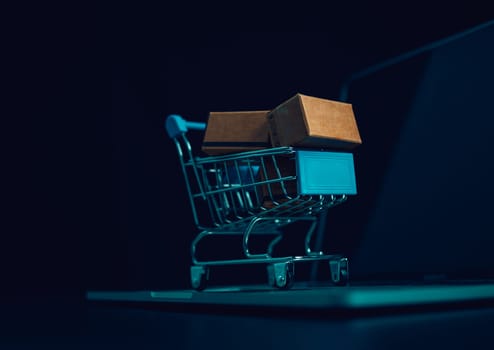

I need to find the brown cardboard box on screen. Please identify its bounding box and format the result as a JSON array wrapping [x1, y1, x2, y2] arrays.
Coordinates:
[[202, 111, 271, 155], [268, 93, 362, 150]]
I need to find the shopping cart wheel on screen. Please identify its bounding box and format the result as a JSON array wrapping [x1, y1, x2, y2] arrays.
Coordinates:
[[190, 265, 209, 291], [267, 262, 294, 289], [329, 257, 349, 286]]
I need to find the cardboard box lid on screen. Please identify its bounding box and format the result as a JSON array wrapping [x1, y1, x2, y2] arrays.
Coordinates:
[[269, 93, 362, 149]]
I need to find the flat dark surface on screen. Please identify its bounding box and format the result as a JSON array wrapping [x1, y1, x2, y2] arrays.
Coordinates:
[[82, 304, 494, 349], [4, 301, 491, 349], [86, 282, 494, 312], [3, 294, 494, 349], [79, 280, 494, 348]]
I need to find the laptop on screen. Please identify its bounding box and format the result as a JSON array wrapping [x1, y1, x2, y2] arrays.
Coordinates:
[[88, 22, 494, 313]]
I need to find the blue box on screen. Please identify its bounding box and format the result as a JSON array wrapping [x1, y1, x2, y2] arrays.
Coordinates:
[[296, 150, 357, 195]]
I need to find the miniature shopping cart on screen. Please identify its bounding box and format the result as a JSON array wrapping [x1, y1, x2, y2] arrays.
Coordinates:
[[165, 114, 357, 290]]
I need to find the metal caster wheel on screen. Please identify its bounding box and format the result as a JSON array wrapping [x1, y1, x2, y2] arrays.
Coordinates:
[[329, 257, 349, 286], [267, 262, 294, 289], [191, 265, 209, 291]]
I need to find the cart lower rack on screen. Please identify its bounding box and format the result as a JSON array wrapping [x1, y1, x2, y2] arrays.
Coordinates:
[[166, 115, 357, 290]]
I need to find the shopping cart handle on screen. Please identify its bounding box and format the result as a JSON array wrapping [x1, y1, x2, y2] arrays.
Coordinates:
[[165, 114, 206, 139]]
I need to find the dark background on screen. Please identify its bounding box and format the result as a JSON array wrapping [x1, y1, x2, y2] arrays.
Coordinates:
[[9, 9, 494, 310]]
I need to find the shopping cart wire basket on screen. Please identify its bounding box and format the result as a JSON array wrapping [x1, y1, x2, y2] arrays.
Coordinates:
[[165, 114, 356, 290]]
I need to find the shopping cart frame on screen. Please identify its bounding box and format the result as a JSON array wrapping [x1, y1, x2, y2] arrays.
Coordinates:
[[165, 114, 352, 290]]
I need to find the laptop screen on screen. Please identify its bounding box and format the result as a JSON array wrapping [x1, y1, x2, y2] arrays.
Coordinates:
[[337, 22, 494, 282]]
